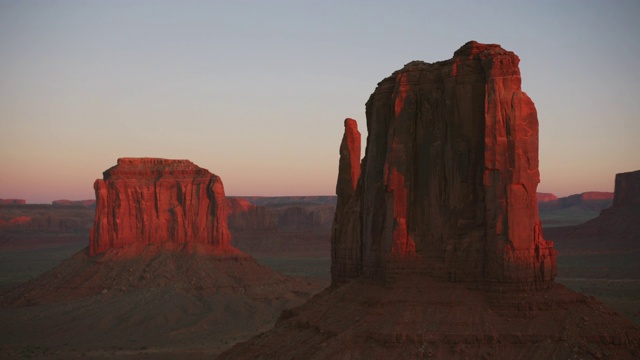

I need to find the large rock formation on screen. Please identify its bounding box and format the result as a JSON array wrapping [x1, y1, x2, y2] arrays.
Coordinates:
[[332, 41, 555, 288], [219, 41, 640, 360], [90, 158, 235, 255]]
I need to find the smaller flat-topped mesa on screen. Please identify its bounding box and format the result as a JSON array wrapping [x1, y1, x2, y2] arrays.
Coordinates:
[[90, 158, 235, 256]]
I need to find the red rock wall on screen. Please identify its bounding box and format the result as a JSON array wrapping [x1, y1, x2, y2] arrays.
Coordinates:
[[332, 42, 556, 288], [90, 158, 234, 255]]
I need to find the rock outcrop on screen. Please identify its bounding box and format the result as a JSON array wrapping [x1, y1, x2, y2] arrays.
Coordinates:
[[614, 170, 640, 207], [90, 158, 236, 256], [332, 41, 555, 288], [563, 170, 640, 241]]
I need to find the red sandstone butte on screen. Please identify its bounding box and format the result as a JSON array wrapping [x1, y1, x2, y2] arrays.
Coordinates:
[[331, 41, 556, 287], [90, 158, 236, 256]]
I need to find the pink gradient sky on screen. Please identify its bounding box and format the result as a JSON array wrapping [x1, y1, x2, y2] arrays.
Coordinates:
[[1, 1, 639, 203]]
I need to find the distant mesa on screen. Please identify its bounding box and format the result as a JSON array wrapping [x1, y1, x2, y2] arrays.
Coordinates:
[[565, 169, 640, 242], [228, 196, 336, 256], [537, 191, 613, 212], [220, 41, 640, 359], [0, 199, 26, 205], [227, 197, 276, 231], [90, 157, 238, 256], [536, 192, 558, 203], [228, 196, 336, 233], [52, 199, 96, 208]]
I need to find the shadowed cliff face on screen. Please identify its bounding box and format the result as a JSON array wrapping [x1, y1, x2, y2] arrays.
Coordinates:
[[90, 158, 236, 256], [563, 169, 640, 241], [614, 170, 640, 207], [332, 41, 556, 287]]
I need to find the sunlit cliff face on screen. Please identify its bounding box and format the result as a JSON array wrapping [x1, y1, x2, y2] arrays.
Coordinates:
[[90, 158, 237, 256]]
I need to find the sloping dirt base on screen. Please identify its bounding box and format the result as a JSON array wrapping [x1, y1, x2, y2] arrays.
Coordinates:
[[0, 246, 322, 358], [220, 275, 640, 359]]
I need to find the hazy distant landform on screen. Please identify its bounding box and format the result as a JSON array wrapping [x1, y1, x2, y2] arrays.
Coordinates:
[[1, 42, 639, 359]]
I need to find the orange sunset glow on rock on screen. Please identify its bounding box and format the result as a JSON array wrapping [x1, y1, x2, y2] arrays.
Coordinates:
[[90, 158, 236, 256]]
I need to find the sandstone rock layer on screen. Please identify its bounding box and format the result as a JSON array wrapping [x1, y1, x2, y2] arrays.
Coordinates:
[[90, 158, 235, 256], [332, 41, 555, 287]]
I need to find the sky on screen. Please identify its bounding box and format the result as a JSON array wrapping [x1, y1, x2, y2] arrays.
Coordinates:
[[1, 0, 639, 203]]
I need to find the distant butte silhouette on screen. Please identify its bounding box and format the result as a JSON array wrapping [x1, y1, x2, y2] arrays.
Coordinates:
[[567, 169, 640, 242], [219, 41, 640, 359]]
